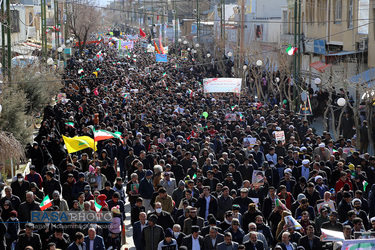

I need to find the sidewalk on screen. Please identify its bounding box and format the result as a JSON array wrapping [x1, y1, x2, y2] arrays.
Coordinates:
[[122, 175, 136, 250]]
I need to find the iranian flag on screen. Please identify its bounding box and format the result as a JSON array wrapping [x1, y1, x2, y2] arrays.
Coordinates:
[[275, 199, 287, 210], [91, 127, 124, 144], [65, 122, 74, 128], [286, 45, 297, 55], [94, 200, 102, 212], [96, 50, 103, 58], [40, 195, 52, 211], [188, 89, 194, 98]]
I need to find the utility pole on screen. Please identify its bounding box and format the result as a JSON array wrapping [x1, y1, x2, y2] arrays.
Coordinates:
[[220, 0, 223, 39], [240, 0, 244, 78], [6, 0, 11, 80], [1, 0, 6, 79], [41, 0, 47, 60], [174, 0, 177, 43], [196, 0, 199, 43], [293, 0, 298, 111], [54, 0, 59, 51], [161, 5, 164, 43], [152, 0, 154, 26]]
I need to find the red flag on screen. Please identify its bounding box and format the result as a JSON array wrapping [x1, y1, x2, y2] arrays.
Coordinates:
[[139, 28, 146, 38], [153, 41, 160, 54]]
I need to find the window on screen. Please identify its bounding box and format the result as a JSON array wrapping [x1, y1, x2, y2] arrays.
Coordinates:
[[334, 0, 342, 23], [306, 0, 314, 24], [317, 0, 326, 25], [358, 0, 369, 34], [283, 10, 288, 34], [11, 10, 20, 33], [347, 0, 353, 28], [29, 12, 33, 26]]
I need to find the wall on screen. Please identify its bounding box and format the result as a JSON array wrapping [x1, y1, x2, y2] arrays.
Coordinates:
[[0, 5, 27, 45]]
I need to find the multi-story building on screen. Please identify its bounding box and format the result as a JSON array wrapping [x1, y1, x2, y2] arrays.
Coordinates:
[[281, 0, 372, 88]]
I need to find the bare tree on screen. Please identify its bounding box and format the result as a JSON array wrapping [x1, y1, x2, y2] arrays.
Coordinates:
[[67, 0, 100, 54]]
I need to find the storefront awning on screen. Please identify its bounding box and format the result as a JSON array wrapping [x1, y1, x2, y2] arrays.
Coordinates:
[[309, 61, 333, 72], [350, 68, 375, 86]]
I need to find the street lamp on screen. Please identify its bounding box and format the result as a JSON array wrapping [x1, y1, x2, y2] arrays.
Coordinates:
[[178, 38, 182, 43], [243, 65, 247, 70], [183, 40, 188, 45], [187, 48, 191, 51], [207, 53, 211, 58], [337, 98, 346, 107], [195, 43, 200, 48], [47, 58, 54, 66], [256, 60, 263, 66], [227, 51, 233, 57], [314, 78, 321, 90], [57, 47, 63, 62]]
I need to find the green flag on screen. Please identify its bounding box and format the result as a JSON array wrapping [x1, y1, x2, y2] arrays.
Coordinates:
[[363, 180, 369, 191]]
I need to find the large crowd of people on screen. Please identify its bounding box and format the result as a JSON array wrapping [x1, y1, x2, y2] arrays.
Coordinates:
[[0, 34, 375, 250]]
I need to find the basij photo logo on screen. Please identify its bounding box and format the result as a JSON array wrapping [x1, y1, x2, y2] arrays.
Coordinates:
[[31, 211, 113, 224]]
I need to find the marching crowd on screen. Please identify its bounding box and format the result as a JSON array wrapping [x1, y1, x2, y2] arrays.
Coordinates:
[[0, 35, 375, 250]]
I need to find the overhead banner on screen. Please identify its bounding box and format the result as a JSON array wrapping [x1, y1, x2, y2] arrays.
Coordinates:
[[203, 78, 242, 93]]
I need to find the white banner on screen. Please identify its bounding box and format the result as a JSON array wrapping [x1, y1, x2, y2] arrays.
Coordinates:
[[203, 78, 242, 93]]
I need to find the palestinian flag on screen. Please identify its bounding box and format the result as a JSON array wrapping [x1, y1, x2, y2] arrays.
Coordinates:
[[286, 45, 297, 55], [162, 72, 167, 77], [78, 69, 84, 74], [94, 200, 102, 212], [65, 122, 74, 128], [40, 195, 52, 211]]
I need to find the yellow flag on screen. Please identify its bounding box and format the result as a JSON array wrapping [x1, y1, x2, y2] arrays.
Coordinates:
[[62, 135, 96, 153], [93, 71, 98, 77]]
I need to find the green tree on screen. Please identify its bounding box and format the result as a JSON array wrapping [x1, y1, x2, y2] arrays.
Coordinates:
[[11, 67, 62, 115], [0, 84, 32, 145]]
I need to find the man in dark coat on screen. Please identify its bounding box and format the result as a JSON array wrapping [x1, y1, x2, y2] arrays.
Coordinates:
[[17, 192, 40, 229], [203, 226, 224, 250], [181, 225, 204, 249], [10, 173, 30, 202], [72, 172, 89, 199], [243, 231, 264, 250], [17, 223, 42, 250], [298, 225, 321, 250], [195, 186, 218, 220], [43, 171, 62, 198], [141, 214, 165, 250]]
